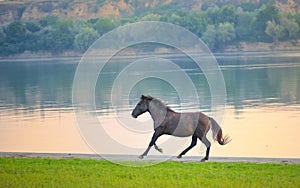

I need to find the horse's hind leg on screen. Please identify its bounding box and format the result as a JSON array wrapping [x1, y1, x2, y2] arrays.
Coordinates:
[[177, 135, 197, 159], [200, 136, 211, 162]]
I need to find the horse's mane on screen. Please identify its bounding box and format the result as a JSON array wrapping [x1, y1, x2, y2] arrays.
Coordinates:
[[146, 95, 175, 112]]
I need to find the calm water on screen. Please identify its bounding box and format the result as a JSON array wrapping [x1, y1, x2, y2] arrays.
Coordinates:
[[0, 52, 300, 158]]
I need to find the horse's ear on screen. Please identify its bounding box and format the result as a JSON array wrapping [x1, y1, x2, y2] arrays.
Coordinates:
[[147, 96, 153, 101], [141, 95, 147, 100], [141, 95, 152, 101]]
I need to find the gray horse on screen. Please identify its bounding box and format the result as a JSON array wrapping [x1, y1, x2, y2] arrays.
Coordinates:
[[131, 95, 230, 162]]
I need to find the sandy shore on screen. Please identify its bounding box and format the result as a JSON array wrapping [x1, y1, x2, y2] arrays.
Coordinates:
[[1, 152, 299, 164]]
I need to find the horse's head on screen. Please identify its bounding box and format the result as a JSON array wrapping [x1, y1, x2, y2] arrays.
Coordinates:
[[131, 95, 153, 118]]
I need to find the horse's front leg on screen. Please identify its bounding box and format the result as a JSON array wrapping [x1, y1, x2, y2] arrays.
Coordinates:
[[139, 130, 162, 159]]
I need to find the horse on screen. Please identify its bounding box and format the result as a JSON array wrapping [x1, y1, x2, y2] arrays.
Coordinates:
[[131, 95, 231, 162]]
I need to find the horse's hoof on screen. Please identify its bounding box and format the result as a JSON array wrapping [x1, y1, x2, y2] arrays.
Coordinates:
[[157, 148, 163, 153], [200, 158, 208, 162], [177, 155, 182, 159], [138, 155, 144, 159]]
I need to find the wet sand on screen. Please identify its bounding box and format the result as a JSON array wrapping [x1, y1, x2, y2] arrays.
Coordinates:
[[1, 152, 299, 164]]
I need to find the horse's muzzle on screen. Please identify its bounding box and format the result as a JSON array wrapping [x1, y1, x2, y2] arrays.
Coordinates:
[[131, 113, 137, 118]]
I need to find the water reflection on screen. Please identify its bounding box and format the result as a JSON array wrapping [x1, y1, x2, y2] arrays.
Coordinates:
[[1, 56, 299, 116], [0, 60, 77, 120], [220, 56, 300, 116]]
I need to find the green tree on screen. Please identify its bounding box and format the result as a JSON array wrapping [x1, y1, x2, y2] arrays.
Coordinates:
[[42, 19, 75, 53], [254, 4, 280, 42], [219, 5, 237, 23], [265, 20, 285, 44], [202, 22, 236, 50], [140, 13, 161, 21], [25, 22, 41, 33], [205, 5, 236, 25], [188, 12, 208, 37], [93, 18, 116, 36], [281, 16, 299, 40], [166, 12, 182, 25], [74, 27, 99, 52], [206, 7, 220, 25], [235, 11, 256, 42], [201, 25, 217, 49], [3, 21, 27, 54], [240, 2, 263, 12], [159, 10, 203, 37], [295, 13, 300, 28], [216, 22, 236, 48], [39, 15, 59, 27], [4, 21, 26, 43], [23, 32, 40, 52]]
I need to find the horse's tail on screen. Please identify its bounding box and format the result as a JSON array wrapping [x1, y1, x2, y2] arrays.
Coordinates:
[[210, 117, 231, 145]]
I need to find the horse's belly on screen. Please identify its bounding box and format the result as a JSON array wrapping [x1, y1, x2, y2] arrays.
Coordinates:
[[170, 124, 195, 137], [164, 113, 198, 137]]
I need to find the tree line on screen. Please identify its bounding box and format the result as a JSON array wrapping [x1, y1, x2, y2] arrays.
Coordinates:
[[0, 3, 299, 56]]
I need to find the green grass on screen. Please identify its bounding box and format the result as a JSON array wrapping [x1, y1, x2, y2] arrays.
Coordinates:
[[0, 158, 299, 188]]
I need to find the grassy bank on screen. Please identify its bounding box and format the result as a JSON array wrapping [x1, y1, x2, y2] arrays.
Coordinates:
[[0, 157, 299, 187]]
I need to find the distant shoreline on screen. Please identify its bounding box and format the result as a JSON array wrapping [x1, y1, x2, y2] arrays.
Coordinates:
[[1, 152, 299, 164], [0, 40, 300, 61], [1, 48, 300, 62]]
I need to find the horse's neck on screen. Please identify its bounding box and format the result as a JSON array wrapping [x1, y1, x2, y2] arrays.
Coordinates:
[[148, 100, 169, 128]]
